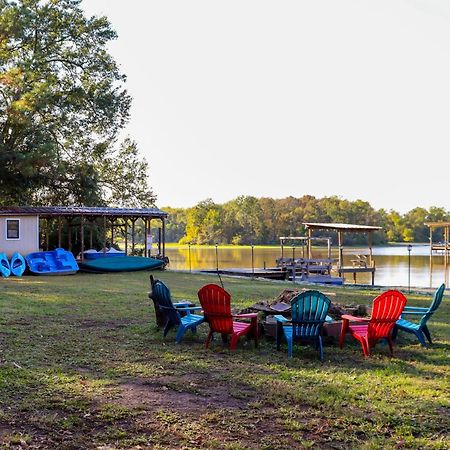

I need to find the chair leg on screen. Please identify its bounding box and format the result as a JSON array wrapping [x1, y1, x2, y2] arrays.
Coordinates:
[[415, 330, 428, 347], [362, 338, 370, 357], [387, 337, 394, 356], [175, 325, 186, 344], [339, 320, 348, 348], [287, 338, 293, 358], [318, 336, 324, 361], [163, 320, 174, 338], [205, 330, 213, 349], [230, 333, 239, 351], [422, 326, 433, 344], [392, 325, 399, 341]]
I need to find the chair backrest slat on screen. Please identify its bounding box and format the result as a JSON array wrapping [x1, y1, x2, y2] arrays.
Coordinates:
[[368, 290, 406, 339], [290, 290, 331, 338], [419, 283, 445, 328], [152, 280, 181, 325], [198, 284, 233, 334]]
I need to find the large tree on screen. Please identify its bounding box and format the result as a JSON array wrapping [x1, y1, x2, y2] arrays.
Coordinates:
[[0, 0, 155, 206]]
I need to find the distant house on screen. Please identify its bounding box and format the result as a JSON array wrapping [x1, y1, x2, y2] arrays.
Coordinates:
[[0, 206, 168, 259]]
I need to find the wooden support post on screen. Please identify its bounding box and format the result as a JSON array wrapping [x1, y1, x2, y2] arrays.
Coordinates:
[[338, 231, 343, 269], [103, 216, 107, 253], [327, 238, 331, 259], [68, 219, 72, 252], [89, 222, 93, 249], [45, 218, 50, 251], [144, 219, 148, 258], [162, 217, 166, 259], [110, 218, 115, 247], [158, 227, 162, 256], [368, 231, 373, 266], [80, 215, 85, 261], [58, 217, 62, 248], [131, 218, 136, 255], [307, 228, 312, 259], [124, 219, 128, 256]]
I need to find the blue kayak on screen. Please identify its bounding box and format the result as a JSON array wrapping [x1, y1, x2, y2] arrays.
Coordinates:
[[10, 252, 26, 277], [0, 253, 11, 277], [26, 248, 79, 275]]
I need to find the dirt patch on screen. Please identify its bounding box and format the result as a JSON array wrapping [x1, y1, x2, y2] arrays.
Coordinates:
[[116, 373, 255, 412]]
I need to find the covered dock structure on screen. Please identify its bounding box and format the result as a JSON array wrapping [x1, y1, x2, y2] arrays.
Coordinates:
[[302, 222, 382, 285], [0, 206, 168, 261]]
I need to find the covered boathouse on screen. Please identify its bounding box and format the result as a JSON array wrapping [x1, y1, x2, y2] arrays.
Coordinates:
[[0, 206, 168, 260]]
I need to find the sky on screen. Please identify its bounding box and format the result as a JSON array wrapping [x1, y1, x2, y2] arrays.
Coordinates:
[[81, 0, 450, 213]]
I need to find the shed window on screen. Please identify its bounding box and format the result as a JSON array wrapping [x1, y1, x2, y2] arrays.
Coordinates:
[[6, 219, 20, 240]]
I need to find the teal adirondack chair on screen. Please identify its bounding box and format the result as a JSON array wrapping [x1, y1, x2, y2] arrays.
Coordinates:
[[150, 279, 204, 343], [275, 290, 332, 360], [393, 283, 445, 347]]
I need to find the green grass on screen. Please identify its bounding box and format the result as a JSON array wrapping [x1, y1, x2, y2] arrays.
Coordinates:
[[0, 271, 448, 449]]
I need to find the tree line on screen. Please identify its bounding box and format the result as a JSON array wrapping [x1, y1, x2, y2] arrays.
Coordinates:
[[162, 196, 449, 245]]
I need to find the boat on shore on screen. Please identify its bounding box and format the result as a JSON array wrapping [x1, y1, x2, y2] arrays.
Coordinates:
[[10, 252, 26, 277], [78, 255, 165, 273], [0, 253, 11, 277], [26, 248, 79, 275]]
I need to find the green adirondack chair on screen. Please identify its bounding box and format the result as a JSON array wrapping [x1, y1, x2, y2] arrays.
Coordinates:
[[274, 290, 332, 360], [149, 278, 204, 343], [393, 283, 445, 347]]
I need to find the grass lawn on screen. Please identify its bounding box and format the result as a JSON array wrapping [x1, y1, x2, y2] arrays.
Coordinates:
[[0, 270, 448, 449]]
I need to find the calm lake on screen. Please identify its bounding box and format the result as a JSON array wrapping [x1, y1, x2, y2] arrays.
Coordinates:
[[164, 244, 448, 288]]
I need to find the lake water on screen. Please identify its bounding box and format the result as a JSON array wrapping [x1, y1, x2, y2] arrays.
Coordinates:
[[164, 244, 449, 288]]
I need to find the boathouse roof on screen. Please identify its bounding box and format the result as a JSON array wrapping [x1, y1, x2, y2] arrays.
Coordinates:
[[0, 206, 168, 219], [303, 222, 382, 232]]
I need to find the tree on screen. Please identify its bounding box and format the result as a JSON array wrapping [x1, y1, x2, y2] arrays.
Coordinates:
[[0, 0, 155, 206]]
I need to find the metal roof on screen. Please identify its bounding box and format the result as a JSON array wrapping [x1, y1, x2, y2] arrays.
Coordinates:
[[303, 222, 382, 232], [0, 206, 167, 218], [425, 222, 450, 228]]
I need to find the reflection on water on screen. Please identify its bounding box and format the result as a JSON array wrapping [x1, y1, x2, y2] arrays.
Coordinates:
[[164, 245, 449, 288]]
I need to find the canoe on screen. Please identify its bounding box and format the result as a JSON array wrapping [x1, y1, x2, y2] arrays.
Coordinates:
[[0, 252, 11, 277], [26, 248, 79, 275], [78, 256, 164, 273], [10, 252, 26, 277], [83, 247, 126, 259]]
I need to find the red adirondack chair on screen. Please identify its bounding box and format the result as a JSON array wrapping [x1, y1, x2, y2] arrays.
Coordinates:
[[339, 290, 407, 357], [197, 284, 258, 351]]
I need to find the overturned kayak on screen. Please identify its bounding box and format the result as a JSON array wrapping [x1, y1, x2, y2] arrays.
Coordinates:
[[26, 248, 79, 275], [78, 256, 165, 273], [10, 252, 26, 277], [0, 253, 11, 277]]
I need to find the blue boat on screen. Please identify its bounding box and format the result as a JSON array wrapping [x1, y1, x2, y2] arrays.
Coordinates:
[[0, 253, 11, 277], [83, 247, 126, 259], [10, 252, 26, 277], [26, 248, 79, 275]]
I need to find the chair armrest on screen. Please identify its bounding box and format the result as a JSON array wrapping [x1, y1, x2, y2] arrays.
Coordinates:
[[175, 306, 203, 311], [401, 311, 426, 316], [402, 306, 428, 312], [233, 313, 258, 318], [341, 314, 370, 322], [173, 301, 195, 307], [273, 315, 290, 323]]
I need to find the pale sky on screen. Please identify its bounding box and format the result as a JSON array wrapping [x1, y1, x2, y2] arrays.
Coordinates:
[[81, 0, 450, 213]]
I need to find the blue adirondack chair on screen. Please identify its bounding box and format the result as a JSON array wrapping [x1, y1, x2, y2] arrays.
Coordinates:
[[393, 283, 445, 347], [150, 279, 204, 343], [275, 290, 332, 360]]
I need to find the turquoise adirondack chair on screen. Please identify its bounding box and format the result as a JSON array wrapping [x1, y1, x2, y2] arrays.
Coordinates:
[[150, 279, 204, 343], [275, 290, 332, 360], [393, 283, 445, 347]]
